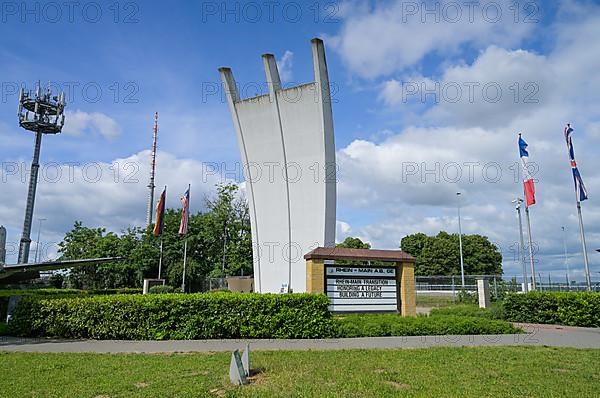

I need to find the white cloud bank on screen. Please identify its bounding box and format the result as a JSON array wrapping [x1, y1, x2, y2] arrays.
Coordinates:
[[328, 0, 533, 78], [332, 1, 600, 280], [63, 110, 122, 140]]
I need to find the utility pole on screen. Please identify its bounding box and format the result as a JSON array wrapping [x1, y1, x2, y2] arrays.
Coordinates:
[[457, 192, 465, 287], [0, 226, 6, 265]]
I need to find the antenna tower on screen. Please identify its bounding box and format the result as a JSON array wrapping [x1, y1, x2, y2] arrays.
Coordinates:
[[146, 112, 158, 226], [17, 82, 66, 263]]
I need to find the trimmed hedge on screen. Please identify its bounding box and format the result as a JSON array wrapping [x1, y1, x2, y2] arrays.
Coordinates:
[[0, 288, 142, 321], [335, 314, 520, 337], [503, 292, 600, 327], [0, 288, 142, 298], [430, 304, 505, 320], [8, 293, 336, 340], [148, 285, 175, 294]]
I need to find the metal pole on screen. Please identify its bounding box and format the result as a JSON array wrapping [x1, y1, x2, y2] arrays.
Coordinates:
[[457, 192, 465, 287], [158, 239, 163, 279], [181, 239, 188, 293], [493, 276, 498, 300], [18, 130, 43, 264], [34, 218, 46, 263], [524, 206, 536, 290], [222, 223, 227, 278], [576, 202, 592, 291], [147, 112, 158, 226], [516, 200, 529, 293], [562, 226, 570, 289]]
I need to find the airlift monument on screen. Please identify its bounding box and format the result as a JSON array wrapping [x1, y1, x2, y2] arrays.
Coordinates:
[[219, 39, 416, 315], [219, 39, 337, 294]]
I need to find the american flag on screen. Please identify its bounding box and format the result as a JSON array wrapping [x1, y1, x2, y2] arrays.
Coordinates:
[[178, 185, 190, 235], [564, 124, 588, 202]]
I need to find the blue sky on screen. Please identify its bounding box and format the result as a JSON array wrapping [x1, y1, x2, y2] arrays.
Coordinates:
[[2, 0, 600, 282]]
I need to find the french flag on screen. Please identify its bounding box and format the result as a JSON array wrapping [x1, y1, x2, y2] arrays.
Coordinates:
[[519, 133, 536, 206]]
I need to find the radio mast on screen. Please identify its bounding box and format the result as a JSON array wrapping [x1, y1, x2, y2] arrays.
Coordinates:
[[146, 112, 158, 226], [17, 82, 66, 263]]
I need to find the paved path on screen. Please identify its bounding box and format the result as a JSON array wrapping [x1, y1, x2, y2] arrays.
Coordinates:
[[1, 324, 598, 353]]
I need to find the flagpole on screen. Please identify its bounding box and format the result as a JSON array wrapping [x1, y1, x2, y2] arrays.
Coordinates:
[[181, 238, 188, 293], [524, 206, 536, 290], [565, 124, 592, 291], [158, 238, 163, 279], [514, 198, 529, 293], [158, 237, 162, 279], [576, 201, 592, 291]]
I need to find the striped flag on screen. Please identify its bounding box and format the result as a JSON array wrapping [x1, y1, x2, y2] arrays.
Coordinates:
[[518, 133, 536, 206], [564, 124, 588, 202], [178, 186, 190, 235], [152, 187, 166, 236]]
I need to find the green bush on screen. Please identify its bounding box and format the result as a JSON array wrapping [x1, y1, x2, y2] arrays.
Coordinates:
[[148, 285, 175, 294], [0, 288, 141, 320], [503, 292, 600, 327], [0, 288, 141, 298], [8, 293, 336, 340], [457, 290, 478, 304], [430, 304, 505, 320], [335, 313, 520, 337]]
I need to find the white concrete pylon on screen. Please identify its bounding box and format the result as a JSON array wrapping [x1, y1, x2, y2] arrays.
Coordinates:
[[219, 38, 336, 293]]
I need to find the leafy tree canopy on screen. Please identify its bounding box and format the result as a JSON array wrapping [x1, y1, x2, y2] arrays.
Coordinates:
[[400, 231, 502, 276], [59, 183, 252, 290]]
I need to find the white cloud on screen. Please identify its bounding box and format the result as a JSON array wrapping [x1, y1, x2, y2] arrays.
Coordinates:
[[63, 110, 122, 140], [277, 50, 294, 83], [328, 0, 533, 78], [334, 3, 600, 278], [0, 150, 233, 263]]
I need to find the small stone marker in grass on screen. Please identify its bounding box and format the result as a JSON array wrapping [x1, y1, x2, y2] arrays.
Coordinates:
[[229, 345, 250, 385], [241, 343, 250, 377]]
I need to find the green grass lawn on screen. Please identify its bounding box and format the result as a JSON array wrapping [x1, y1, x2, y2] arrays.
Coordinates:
[[1, 347, 598, 397]]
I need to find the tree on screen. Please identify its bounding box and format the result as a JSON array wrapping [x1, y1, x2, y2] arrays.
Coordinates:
[[335, 237, 375, 266], [58, 183, 253, 290], [336, 237, 371, 249], [202, 183, 252, 277], [400, 231, 502, 276], [60, 222, 145, 289]]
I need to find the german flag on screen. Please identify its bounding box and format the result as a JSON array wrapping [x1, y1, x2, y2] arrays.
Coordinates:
[[153, 187, 166, 236]]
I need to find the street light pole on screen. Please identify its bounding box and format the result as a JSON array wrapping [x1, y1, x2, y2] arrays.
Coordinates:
[[562, 226, 570, 289], [457, 192, 465, 287], [513, 198, 528, 293], [34, 218, 46, 263]]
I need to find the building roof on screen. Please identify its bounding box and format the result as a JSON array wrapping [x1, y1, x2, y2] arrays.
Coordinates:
[[304, 247, 415, 263]]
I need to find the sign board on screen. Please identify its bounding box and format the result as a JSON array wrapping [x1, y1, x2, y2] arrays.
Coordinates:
[[325, 266, 398, 312]]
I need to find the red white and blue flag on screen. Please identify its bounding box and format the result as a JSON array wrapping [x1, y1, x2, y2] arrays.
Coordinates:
[[518, 133, 536, 206], [564, 124, 588, 202], [178, 185, 190, 235]]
